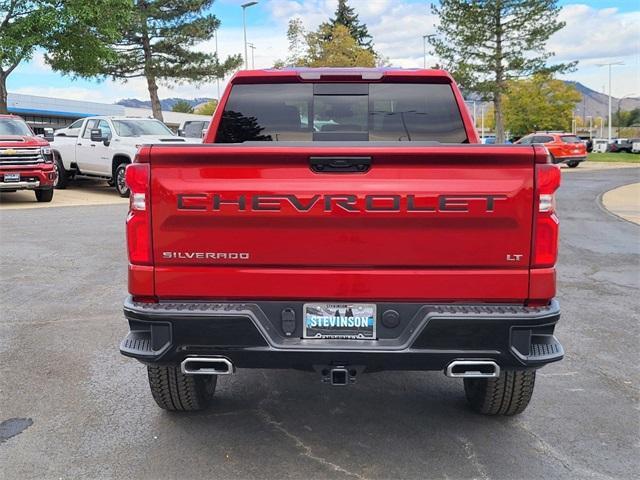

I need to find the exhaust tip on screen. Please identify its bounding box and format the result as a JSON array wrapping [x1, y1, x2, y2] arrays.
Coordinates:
[[181, 356, 235, 375], [445, 360, 500, 378]]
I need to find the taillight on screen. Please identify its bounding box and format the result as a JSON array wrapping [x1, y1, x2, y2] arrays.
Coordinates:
[[533, 163, 561, 267], [126, 163, 152, 265]]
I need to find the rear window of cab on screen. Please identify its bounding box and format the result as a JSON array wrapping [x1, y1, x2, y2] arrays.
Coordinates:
[[215, 83, 468, 143]]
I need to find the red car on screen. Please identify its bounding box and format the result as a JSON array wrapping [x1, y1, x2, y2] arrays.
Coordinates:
[[0, 114, 56, 201], [516, 132, 586, 168], [120, 68, 562, 416]]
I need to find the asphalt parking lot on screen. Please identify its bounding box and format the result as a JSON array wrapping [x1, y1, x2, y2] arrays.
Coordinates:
[[1, 167, 639, 479]]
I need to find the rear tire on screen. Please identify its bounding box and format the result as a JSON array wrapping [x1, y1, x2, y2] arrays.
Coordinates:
[[54, 155, 68, 189], [463, 370, 536, 416], [35, 188, 54, 202], [147, 365, 217, 411], [114, 162, 129, 197], [567, 160, 579, 168]]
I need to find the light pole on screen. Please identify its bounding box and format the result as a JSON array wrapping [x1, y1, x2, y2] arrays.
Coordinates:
[[616, 93, 637, 138], [586, 115, 592, 140], [241, 2, 258, 70], [597, 61, 624, 142], [248, 43, 256, 69], [214, 30, 220, 99], [599, 117, 603, 138], [422, 34, 435, 69]]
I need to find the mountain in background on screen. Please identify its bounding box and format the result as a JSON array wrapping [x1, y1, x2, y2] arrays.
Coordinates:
[[568, 81, 640, 120], [116, 97, 214, 111]]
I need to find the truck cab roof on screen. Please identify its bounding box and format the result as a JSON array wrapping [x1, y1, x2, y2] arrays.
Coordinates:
[[230, 68, 455, 83]]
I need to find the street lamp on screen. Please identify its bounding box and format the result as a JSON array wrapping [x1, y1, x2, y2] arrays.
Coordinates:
[[596, 61, 624, 142], [616, 93, 637, 138], [422, 34, 435, 69], [248, 43, 256, 69], [214, 30, 220, 99], [586, 115, 593, 140], [241, 1, 258, 70]]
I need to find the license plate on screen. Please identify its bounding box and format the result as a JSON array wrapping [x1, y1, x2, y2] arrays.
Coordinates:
[[303, 303, 376, 339], [3, 173, 19, 182]]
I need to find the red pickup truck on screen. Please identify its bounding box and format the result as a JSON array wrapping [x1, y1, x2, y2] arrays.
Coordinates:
[[0, 114, 56, 202], [120, 68, 563, 416]]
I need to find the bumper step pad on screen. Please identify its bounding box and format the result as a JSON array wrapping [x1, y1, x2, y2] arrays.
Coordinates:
[[120, 322, 172, 360], [528, 337, 564, 362]]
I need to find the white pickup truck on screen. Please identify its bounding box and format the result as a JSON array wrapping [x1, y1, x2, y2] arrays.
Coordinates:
[[50, 116, 197, 196]]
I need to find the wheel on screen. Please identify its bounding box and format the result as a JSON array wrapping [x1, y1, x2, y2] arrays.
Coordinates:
[[463, 370, 536, 416], [567, 161, 579, 168], [54, 155, 68, 189], [114, 162, 129, 197], [147, 365, 217, 411], [35, 188, 54, 202]]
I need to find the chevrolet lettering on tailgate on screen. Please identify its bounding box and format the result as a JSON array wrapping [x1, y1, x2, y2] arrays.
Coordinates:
[[177, 193, 508, 213]]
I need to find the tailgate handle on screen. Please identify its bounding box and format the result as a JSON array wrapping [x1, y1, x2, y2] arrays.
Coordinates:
[[310, 156, 371, 173]]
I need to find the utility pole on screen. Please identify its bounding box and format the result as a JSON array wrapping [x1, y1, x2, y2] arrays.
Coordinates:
[[241, 2, 258, 69], [422, 34, 435, 69], [597, 62, 624, 142], [472, 101, 476, 128], [214, 30, 220, 100], [248, 43, 256, 69]]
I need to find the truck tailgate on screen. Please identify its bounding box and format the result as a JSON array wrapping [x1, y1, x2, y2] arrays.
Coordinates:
[[149, 144, 535, 301]]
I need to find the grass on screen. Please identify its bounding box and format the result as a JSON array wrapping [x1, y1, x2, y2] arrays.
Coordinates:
[[588, 152, 640, 163]]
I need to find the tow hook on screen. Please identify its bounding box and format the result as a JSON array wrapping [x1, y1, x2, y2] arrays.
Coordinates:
[[318, 366, 359, 386]]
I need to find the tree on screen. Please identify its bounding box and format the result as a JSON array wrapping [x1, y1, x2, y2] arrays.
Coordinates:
[[306, 24, 376, 67], [274, 21, 375, 68], [615, 107, 640, 128], [171, 100, 194, 113], [100, 0, 242, 121], [321, 0, 372, 50], [429, 0, 576, 143], [0, 0, 130, 113], [194, 99, 218, 115], [274, 18, 307, 68], [503, 73, 580, 136]]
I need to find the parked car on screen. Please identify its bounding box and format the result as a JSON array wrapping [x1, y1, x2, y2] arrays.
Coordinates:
[[608, 138, 632, 153], [577, 136, 593, 152], [515, 132, 586, 167], [481, 136, 512, 144], [592, 138, 609, 153], [0, 114, 57, 202], [120, 68, 563, 416], [50, 116, 198, 196], [631, 139, 640, 154], [53, 118, 85, 138], [177, 120, 209, 139]]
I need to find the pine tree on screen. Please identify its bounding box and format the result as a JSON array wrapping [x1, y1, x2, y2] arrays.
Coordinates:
[[322, 0, 373, 50], [171, 100, 194, 113], [429, 0, 576, 143], [100, 0, 242, 121]]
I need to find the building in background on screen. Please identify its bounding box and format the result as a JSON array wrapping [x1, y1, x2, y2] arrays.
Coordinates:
[[6, 93, 210, 133]]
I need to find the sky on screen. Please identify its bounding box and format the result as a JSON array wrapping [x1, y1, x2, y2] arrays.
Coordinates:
[[7, 0, 640, 104]]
